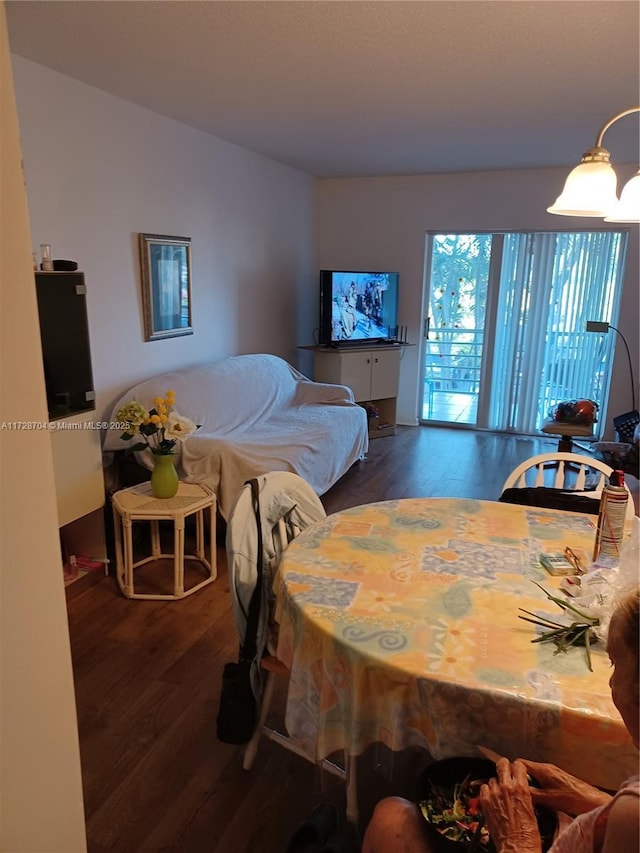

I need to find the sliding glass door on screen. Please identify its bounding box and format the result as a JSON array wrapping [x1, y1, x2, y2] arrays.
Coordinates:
[[421, 231, 627, 436], [422, 234, 493, 426]]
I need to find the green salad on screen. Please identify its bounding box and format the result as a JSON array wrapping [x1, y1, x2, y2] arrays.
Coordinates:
[[419, 774, 491, 848]]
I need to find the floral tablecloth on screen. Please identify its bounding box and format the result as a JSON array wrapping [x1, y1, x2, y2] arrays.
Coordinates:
[[274, 498, 637, 790]]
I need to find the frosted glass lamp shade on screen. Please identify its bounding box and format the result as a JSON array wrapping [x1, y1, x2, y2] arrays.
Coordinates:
[[547, 160, 619, 216], [604, 171, 640, 222]]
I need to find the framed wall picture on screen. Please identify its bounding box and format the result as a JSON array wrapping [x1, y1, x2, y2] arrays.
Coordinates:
[[139, 233, 193, 341]]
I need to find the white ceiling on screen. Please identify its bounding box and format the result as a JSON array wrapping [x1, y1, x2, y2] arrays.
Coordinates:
[[6, 0, 640, 178]]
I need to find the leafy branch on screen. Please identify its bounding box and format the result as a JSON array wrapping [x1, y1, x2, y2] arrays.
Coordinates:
[[519, 582, 599, 671]]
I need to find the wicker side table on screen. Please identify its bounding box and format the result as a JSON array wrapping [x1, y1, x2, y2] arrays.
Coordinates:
[[112, 482, 216, 600]]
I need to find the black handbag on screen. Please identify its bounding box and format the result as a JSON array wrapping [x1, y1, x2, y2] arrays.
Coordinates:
[[216, 659, 257, 745], [216, 479, 264, 745]]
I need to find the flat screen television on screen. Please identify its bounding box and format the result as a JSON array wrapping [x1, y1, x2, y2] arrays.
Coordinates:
[[319, 270, 399, 346]]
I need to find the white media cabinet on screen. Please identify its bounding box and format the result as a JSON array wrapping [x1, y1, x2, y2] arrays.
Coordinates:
[[309, 344, 402, 439]]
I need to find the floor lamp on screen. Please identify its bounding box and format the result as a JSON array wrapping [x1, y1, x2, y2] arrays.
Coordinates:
[[586, 320, 638, 442]]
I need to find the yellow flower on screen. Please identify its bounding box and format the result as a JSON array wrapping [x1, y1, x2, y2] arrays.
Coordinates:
[[117, 392, 197, 455]]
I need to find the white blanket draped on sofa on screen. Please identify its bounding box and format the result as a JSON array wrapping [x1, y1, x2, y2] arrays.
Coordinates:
[[103, 354, 369, 519]]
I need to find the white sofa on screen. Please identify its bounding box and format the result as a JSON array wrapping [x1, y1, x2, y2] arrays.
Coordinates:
[[103, 354, 369, 519]]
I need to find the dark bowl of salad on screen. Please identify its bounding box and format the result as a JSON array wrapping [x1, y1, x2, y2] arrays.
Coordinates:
[[415, 757, 557, 852]]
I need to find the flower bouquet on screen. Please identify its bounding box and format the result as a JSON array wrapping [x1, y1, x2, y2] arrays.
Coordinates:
[[116, 391, 197, 497]]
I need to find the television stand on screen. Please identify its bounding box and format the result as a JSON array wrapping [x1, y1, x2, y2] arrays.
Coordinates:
[[308, 345, 402, 439]]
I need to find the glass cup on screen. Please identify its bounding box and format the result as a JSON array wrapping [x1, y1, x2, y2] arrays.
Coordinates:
[[40, 243, 53, 271]]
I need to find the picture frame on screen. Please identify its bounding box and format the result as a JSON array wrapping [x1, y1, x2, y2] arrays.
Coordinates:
[[139, 233, 193, 341]]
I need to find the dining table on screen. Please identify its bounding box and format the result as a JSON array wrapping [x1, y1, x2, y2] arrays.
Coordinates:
[[273, 497, 637, 800]]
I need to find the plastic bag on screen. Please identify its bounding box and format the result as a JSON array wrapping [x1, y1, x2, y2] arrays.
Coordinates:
[[564, 518, 639, 641], [549, 399, 598, 425], [615, 515, 640, 597]]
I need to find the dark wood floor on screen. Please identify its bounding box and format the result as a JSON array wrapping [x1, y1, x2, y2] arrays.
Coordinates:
[[67, 426, 562, 853]]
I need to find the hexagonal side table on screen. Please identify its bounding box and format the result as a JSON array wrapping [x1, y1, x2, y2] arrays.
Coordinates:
[[112, 482, 216, 600]]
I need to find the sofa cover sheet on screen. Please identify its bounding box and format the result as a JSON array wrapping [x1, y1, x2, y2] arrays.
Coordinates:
[[103, 354, 369, 519]]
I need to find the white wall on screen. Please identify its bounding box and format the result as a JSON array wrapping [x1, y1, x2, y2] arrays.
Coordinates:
[[6, 51, 316, 851], [10, 55, 316, 420], [13, 54, 636, 439], [317, 171, 639, 435], [0, 6, 87, 851]]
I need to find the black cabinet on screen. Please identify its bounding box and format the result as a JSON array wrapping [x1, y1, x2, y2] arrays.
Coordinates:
[[35, 272, 95, 421]]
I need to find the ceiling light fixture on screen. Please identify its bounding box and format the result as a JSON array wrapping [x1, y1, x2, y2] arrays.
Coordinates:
[[548, 106, 640, 222]]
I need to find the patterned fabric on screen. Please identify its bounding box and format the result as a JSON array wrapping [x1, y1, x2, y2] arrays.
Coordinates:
[[549, 776, 640, 852], [274, 498, 636, 791]]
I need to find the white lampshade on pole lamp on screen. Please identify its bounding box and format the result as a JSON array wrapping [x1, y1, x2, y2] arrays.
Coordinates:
[[548, 106, 640, 221]]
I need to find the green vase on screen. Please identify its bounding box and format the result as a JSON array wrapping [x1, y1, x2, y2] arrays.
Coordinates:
[[150, 453, 179, 498]]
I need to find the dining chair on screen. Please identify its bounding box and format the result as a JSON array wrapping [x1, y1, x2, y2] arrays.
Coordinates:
[[226, 472, 359, 822], [501, 452, 635, 522]]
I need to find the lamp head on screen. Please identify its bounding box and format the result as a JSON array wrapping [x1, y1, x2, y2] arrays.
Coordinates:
[[585, 320, 610, 333], [548, 148, 618, 217], [605, 170, 640, 222], [547, 107, 640, 221]]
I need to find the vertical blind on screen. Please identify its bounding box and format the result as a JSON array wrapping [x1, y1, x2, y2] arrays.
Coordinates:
[[488, 231, 627, 434]]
